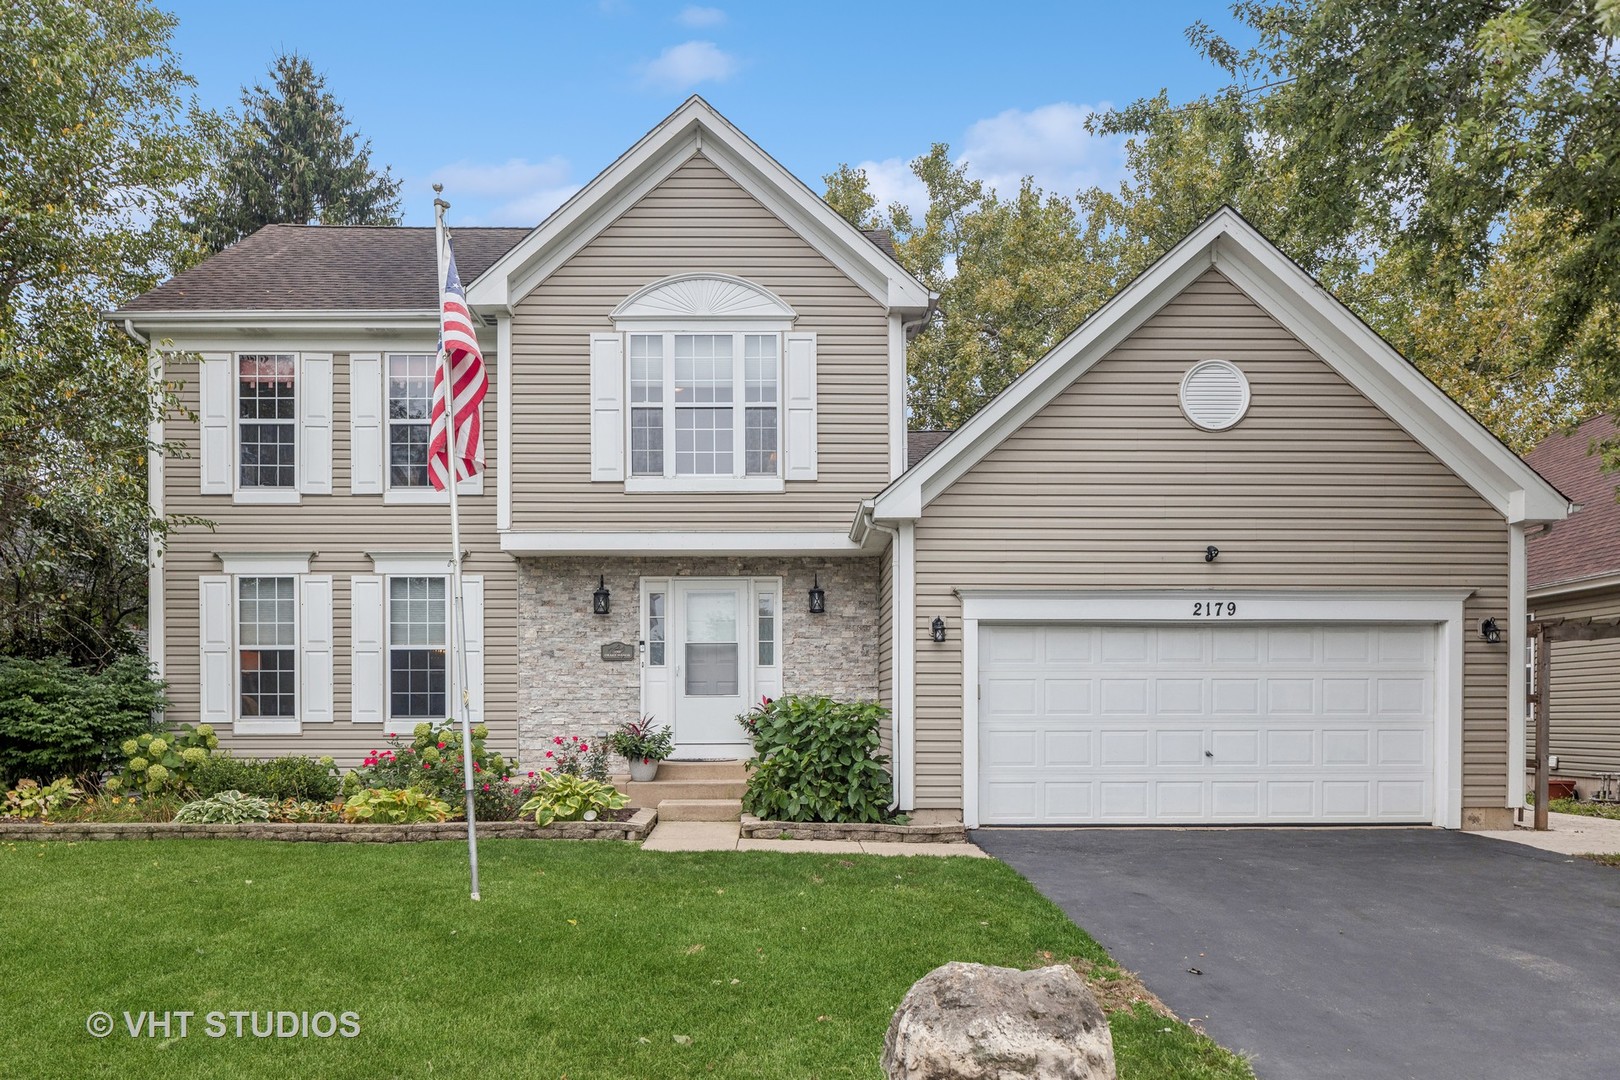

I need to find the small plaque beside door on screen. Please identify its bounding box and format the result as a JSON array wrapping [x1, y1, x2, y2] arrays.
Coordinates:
[[600, 641, 637, 662]]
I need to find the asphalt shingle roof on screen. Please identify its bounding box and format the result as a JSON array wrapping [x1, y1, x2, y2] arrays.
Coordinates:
[[114, 225, 530, 314], [906, 430, 952, 469], [1526, 414, 1620, 589]]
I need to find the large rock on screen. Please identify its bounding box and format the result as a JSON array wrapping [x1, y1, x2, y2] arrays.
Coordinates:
[[882, 962, 1115, 1080]]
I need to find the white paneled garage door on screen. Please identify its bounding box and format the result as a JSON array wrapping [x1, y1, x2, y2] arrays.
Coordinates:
[[978, 623, 1436, 824]]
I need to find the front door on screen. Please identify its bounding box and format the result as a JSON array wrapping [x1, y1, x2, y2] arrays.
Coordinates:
[[670, 580, 751, 755]]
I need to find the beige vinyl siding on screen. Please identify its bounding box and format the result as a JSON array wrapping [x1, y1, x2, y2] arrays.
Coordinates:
[[509, 153, 892, 531], [160, 352, 518, 765], [910, 269, 1511, 810], [1529, 587, 1620, 778]]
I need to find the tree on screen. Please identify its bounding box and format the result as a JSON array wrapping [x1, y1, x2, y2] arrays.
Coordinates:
[[189, 52, 402, 253], [826, 149, 1113, 429], [1095, 0, 1620, 436], [0, 0, 209, 665]]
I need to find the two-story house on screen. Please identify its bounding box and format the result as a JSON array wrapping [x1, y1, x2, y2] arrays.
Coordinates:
[[115, 97, 1568, 830]]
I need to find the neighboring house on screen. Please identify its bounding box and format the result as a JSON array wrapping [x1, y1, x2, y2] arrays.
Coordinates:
[[113, 97, 1569, 830], [1525, 415, 1620, 796]]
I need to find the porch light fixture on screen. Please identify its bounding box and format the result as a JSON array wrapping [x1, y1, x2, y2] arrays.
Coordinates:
[[1204, 545, 1220, 562], [808, 574, 826, 615], [1480, 617, 1502, 644], [931, 617, 947, 643], [592, 576, 611, 616]]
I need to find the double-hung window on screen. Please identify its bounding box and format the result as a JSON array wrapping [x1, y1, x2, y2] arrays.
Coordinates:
[[238, 576, 297, 719], [628, 332, 780, 482], [387, 354, 434, 489], [387, 576, 447, 721], [238, 354, 296, 488]]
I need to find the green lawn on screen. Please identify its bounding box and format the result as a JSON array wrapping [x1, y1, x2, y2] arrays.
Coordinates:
[[0, 839, 1251, 1080]]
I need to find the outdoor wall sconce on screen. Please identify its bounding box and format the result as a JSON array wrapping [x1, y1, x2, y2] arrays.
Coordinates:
[[931, 616, 947, 642], [1480, 617, 1502, 644], [1204, 545, 1220, 562], [808, 574, 826, 615], [592, 576, 611, 616]]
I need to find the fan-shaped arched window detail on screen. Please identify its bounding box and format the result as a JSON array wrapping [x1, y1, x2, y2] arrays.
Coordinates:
[[610, 274, 796, 324]]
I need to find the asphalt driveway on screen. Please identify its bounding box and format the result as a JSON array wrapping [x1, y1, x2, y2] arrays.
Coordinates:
[[974, 827, 1620, 1079]]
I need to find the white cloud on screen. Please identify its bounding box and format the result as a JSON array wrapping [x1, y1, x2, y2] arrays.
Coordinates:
[[851, 157, 929, 221], [425, 156, 579, 226], [639, 40, 739, 91], [959, 102, 1124, 199], [676, 5, 726, 27]]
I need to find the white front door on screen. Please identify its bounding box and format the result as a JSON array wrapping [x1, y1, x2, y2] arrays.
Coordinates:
[[670, 580, 751, 755]]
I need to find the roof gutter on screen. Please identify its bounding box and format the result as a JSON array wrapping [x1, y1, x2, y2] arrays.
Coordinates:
[[119, 319, 148, 346]]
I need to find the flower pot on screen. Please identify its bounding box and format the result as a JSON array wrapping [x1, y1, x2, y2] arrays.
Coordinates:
[[627, 758, 660, 783]]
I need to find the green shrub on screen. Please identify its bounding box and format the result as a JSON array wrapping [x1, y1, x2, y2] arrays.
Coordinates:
[[341, 787, 453, 824], [173, 790, 273, 824], [0, 656, 167, 785], [189, 753, 340, 802], [105, 724, 219, 796], [519, 772, 628, 826], [737, 695, 893, 824], [540, 734, 610, 781], [350, 722, 536, 820], [2, 777, 83, 819]]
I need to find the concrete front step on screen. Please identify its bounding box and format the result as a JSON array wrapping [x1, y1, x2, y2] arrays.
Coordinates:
[[657, 798, 744, 822], [654, 759, 749, 781], [625, 778, 747, 803]]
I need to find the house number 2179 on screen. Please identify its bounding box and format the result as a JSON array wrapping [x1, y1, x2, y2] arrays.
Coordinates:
[[1193, 601, 1237, 616]]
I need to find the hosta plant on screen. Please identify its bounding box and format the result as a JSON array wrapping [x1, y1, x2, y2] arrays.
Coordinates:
[[173, 789, 273, 824], [520, 773, 628, 826], [341, 786, 454, 824], [2, 777, 83, 820]]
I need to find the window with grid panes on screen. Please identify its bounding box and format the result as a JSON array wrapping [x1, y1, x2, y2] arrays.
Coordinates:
[[238, 355, 296, 488], [627, 333, 779, 479], [388, 354, 435, 488], [389, 576, 447, 719], [238, 576, 296, 717]]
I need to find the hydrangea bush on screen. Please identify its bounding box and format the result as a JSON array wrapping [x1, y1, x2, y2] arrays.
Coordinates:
[[106, 724, 219, 796]]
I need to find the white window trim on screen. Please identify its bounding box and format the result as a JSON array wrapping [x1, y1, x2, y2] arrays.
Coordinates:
[[377, 350, 485, 502], [368, 552, 457, 576], [953, 588, 1471, 831], [623, 329, 785, 491], [232, 573, 301, 735], [216, 553, 313, 576], [232, 351, 301, 506], [639, 576, 782, 745], [384, 572, 450, 730]]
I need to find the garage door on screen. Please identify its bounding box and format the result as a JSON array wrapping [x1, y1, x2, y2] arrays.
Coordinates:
[[977, 623, 1435, 824]]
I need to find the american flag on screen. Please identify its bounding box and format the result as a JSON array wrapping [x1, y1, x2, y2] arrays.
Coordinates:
[[428, 240, 488, 491]]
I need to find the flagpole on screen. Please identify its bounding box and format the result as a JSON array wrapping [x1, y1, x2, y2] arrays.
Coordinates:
[[434, 186, 481, 902]]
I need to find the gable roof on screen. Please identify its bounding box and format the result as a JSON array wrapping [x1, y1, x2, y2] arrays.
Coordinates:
[[907, 430, 952, 469], [462, 97, 931, 314], [871, 207, 1570, 526], [114, 225, 527, 315], [1526, 414, 1620, 591]]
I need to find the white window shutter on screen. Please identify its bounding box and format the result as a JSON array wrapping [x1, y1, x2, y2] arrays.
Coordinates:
[[459, 575, 486, 723], [350, 575, 386, 724], [299, 353, 333, 494], [198, 575, 233, 724], [300, 575, 334, 722], [589, 333, 624, 481], [349, 353, 384, 495], [784, 332, 818, 481], [198, 353, 233, 495]]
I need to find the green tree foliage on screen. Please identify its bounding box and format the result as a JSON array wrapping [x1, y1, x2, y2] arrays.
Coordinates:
[[0, 0, 211, 665], [189, 52, 402, 253], [0, 655, 166, 785]]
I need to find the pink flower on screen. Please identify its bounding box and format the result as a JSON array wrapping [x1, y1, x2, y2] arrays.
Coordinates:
[[554, 737, 563, 745], [482, 784, 490, 792], [545, 751, 553, 758], [527, 771, 535, 778], [473, 763, 482, 773], [423, 762, 431, 770], [437, 742, 446, 750], [580, 743, 589, 752]]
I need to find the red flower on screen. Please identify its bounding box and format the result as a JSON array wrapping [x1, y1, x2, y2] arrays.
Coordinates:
[[437, 742, 446, 750], [423, 762, 431, 770], [580, 743, 589, 752], [527, 771, 535, 778], [473, 763, 482, 773], [545, 751, 553, 758], [482, 784, 490, 792], [554, 737, 563, 745]]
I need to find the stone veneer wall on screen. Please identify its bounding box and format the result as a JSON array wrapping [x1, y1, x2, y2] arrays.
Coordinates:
[[514, 557, 880, 764]]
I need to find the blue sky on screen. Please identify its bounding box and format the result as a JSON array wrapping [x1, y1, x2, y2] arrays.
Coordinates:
[[159, 1, 1249, 227]]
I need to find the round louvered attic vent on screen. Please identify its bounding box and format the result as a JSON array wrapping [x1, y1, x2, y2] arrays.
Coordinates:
[[1179, 360, 1251, 431]]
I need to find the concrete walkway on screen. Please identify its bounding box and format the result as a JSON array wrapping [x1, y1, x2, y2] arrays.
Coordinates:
[[640, 819, 988, 857], [1471, 809, 1620, 856]]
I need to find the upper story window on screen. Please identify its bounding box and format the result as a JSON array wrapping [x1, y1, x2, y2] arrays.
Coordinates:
[[387, 353, 435, 488], [600, 273, 812, 492], [628, 332, 779, 480], [238, 354, 296, 488]]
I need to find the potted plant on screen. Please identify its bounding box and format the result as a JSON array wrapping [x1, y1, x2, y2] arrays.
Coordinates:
[[609, 716, 674, 782]]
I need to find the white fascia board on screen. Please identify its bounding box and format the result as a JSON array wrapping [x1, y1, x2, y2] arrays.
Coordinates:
[[496, 313, 513, 532], [464, 96, 929, 313], [873, 206, 1571, 526], [1205, 216, 1569, 524], [501, 531, 875, 557], [873, 224, 1221, 520], [142, 328, 465, 356]]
